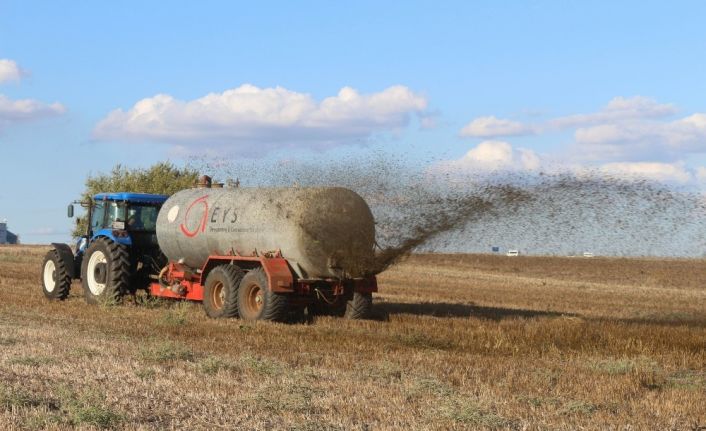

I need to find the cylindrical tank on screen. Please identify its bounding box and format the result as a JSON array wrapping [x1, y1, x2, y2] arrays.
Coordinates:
[[156, 187, 376, 279]]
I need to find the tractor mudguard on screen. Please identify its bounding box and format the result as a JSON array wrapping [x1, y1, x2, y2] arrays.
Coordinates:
[[92, 229, 132, 246], [51, 243, 79, 279]]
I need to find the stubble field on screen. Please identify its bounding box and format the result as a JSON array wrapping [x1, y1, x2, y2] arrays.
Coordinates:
[[0, 245, 704, 430]]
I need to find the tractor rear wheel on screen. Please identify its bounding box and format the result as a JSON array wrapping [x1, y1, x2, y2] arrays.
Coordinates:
[[344, 292, 373, 319], [237, 267, 289, 322], [41, 249, 71, 300], [203, 264, 243, 318], [81, 238, 130, 305]]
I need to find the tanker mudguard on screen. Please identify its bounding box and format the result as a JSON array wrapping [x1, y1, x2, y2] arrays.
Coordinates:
[[260, 257, 295, 292], [353, 276, 378, 293], [50, 242, 79, 279]]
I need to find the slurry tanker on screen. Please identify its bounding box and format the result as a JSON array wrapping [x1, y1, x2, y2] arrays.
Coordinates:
[[41, 177, 377, 321]]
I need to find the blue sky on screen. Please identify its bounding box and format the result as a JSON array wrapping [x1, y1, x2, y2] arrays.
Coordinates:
[[2, 1, 706, 244]]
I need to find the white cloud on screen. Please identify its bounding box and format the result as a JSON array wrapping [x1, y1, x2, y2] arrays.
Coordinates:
[[93, 84, 427, 155], [600, 162, 692, 184], [460, 116, 535, 138], [435, 141, 705, 186], [452, 97, 706, 187], [550, 96, 676, 129], [0, 59, 22, 83], [518, 147, 542, 171], [0, 59, 65, 129], [460, 96, 706, 164], [434, 140, 541, 173], [573, 112, 706, 161], [0, 95, 66, 128], [462, 140, 514, 167], [460, 96, 677, 140]]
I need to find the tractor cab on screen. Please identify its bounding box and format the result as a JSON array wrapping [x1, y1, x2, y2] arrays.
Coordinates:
[[80, 193, 167, 247]]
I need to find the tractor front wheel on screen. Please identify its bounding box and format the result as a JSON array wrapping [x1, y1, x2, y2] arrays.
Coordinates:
[[237, 268, 289, 322], [81, 238, 130, 305], [41, 249, 71, 300]]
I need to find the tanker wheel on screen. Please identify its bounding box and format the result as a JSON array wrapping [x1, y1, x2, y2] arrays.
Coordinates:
[[237, 267, 289, 322], [344, 292, 373, 320], [81, 238, 130, 305], [41, 249, 71, 300], [203, 265, 243, 318]]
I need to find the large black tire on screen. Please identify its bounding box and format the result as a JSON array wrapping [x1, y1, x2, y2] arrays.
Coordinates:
[[41, 249, 71, 300], [203, 264, 244, 319], [345, 292, 373, 320], [237, 267, 289, 322], [81, 238, 131, 305]]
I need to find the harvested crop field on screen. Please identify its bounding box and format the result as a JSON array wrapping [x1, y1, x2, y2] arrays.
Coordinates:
[[1, 245, 704, 430]]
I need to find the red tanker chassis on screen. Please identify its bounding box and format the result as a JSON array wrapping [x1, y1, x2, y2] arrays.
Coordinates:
[[150, 250, 378, 321]]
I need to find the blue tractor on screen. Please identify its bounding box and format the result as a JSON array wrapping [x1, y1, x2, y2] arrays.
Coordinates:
[[41, 193, 168, 303]]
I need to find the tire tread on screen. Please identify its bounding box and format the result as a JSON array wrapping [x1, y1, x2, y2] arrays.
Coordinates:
[[345, 292, 373, 319], [203, 264, 244, 318], [81, 237, 131, 305], [42, 249, 71, 300], [238, 268, 290, 322]]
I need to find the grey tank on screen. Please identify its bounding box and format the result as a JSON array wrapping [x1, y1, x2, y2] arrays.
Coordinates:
[[156, 187, 376, 279]]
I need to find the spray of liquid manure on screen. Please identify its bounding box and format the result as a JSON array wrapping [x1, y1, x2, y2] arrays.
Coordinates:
[[197, 153, 706, 275]]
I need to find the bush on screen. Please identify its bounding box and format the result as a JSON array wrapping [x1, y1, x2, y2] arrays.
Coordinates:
[[72, 162, 199, 238]]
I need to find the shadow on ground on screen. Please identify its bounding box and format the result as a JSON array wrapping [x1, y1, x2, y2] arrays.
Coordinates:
[[375, 301, 571, 320], [376, 301, 706, 327]]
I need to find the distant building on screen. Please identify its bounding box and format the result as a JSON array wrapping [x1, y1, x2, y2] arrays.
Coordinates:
[[506, 249, 520, 257], [0, 221, 18, 244]]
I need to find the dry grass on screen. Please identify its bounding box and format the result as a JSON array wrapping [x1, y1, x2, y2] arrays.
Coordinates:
[[0, 245, 704, 430]]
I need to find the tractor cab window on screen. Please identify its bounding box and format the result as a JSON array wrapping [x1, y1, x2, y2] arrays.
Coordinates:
[[90, 202, 105, 231], [90, 201, 125, 230], [105, 202, 126, 228], [126, 205, 159, 231]]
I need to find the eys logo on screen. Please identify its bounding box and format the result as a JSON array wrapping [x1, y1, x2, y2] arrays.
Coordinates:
[[180, 195, 209, 238]]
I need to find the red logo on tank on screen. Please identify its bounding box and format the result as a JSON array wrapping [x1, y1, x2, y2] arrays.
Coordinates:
[[180, 195, 209, 238]]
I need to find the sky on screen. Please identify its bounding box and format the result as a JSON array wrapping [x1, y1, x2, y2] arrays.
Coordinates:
[[1, 1, 706, 244]]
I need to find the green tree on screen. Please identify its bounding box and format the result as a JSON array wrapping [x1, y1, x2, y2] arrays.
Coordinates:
[[72, 162, 199, 238]]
